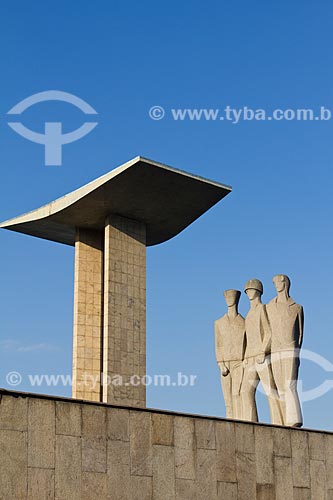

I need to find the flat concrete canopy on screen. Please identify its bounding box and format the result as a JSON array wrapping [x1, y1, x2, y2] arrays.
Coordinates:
[[0, 156, 232, 246]]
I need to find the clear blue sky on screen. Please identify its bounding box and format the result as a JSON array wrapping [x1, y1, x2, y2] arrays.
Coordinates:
[[0, 0, 332, 430]]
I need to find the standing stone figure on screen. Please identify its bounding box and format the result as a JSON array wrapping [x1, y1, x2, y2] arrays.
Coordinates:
[[267, 274, 304, 427], [241, 279, 283, 425], [214, 290, 246, 419]]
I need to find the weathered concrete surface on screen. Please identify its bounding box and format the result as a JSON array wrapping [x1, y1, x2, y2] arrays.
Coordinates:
[[0, 390, 332, 500]]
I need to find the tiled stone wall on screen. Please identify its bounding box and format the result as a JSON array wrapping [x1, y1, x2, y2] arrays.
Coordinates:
[[73, 228, 104, 402], [103, 215, 146, 407], [1, 391, 332, 500]]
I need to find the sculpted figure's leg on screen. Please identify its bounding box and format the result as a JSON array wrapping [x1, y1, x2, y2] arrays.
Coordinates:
[[271, 351, 286, 424], [241, 358, 259, 422], [232, 395, 243, 420], [257, 357, 284, 425], [282, 350, 302, 427], [221, 371, 233, 418], [231, 362, 244, 420]]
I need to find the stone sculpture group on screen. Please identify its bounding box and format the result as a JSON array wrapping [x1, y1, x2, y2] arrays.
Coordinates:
[[214, 274, 304, 427]]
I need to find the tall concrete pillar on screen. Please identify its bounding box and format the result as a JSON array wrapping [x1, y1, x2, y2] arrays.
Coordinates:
[[103, 215, 146, 406], [72, 217, 147, 406], [72, 228, 104, 402]]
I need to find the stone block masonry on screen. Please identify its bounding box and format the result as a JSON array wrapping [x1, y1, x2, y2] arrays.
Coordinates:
[[0, 389, 332, 499]]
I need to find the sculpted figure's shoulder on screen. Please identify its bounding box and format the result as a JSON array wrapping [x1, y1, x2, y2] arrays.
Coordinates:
[[255, 302, 268, 317], [215, 314, 228, 328], [236, 313, 246, 326], [289, 297, 302, 310], [266, 297, 276, 310], [292, 302, 304, 322]]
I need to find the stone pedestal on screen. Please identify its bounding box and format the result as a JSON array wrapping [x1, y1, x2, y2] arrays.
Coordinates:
[[1, 390, 332, 500]]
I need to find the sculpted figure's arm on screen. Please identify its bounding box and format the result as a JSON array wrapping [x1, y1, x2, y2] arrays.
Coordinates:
[[241, 325, 247, 361], [258, 305, 272, 364], [219, 363, 229, 376], [214, 322, 229, 376], [241, 328, 248, 367], [298, 306, 304, 349]]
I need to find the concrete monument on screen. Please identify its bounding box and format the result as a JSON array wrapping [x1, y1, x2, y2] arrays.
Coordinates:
[[267, 274, 304, 427], [241, 279, 283, 425], [0, 156, 231, 406], [214, 289, 246, 419]]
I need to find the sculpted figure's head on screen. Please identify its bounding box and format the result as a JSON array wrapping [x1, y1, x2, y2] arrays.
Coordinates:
[[244, 279, 263, 301], [223, 289, 241, 307], [273, 274, 291, 294]]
